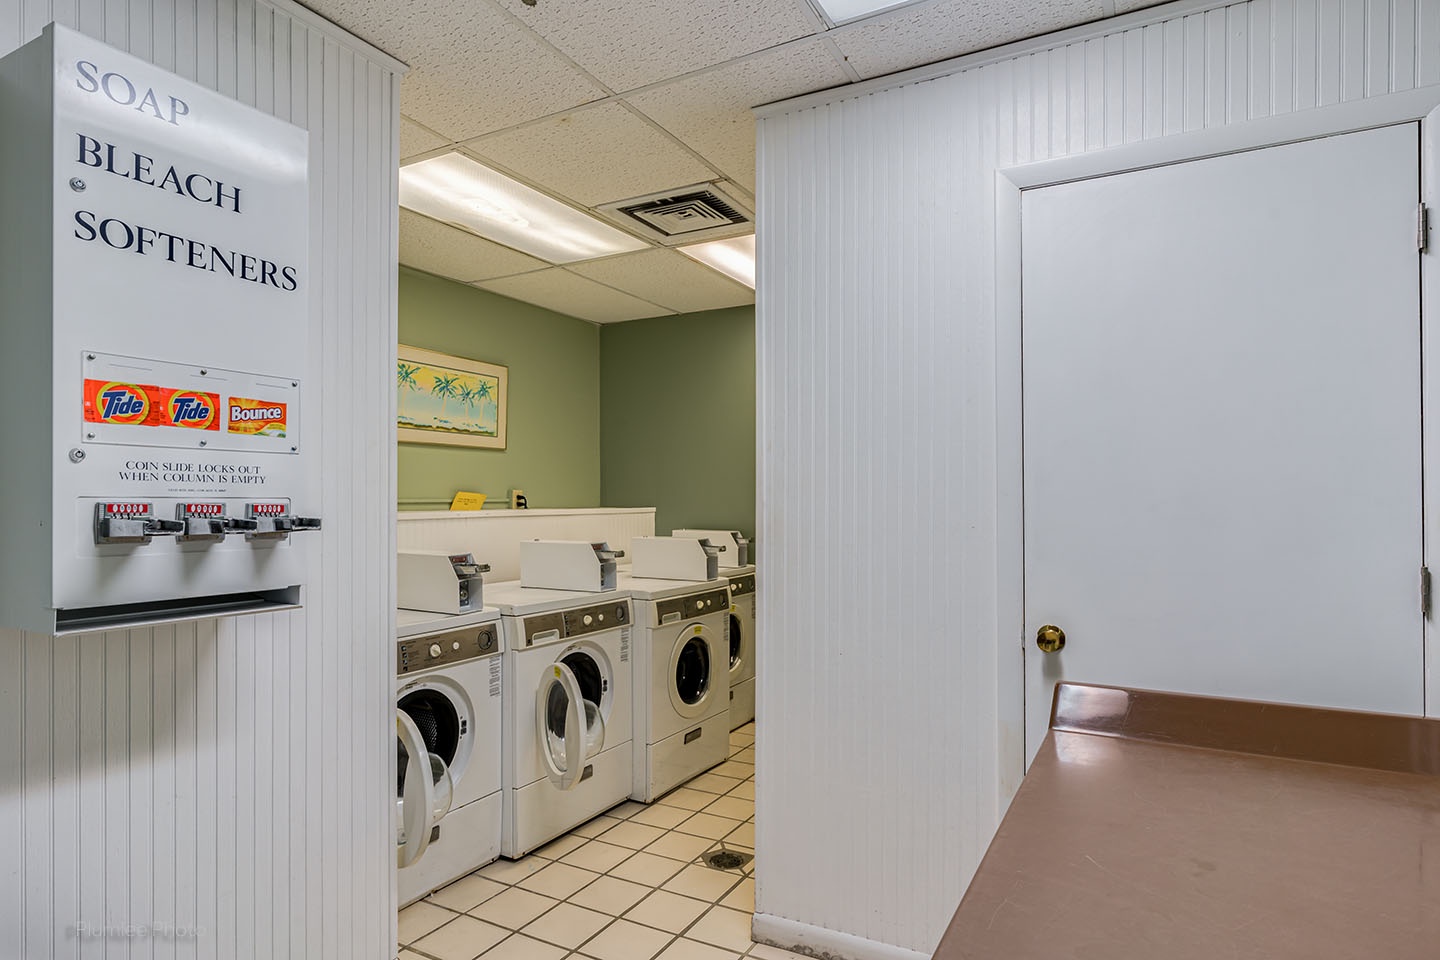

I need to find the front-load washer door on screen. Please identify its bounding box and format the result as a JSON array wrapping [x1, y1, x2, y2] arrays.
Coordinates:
[[558, 644, 611, 753], [668, 623, 719, 720], [727, 607, 749, 681], [396, 712, 455, 868], [537, 660, 606, 791], [398, 678, 474, 789]]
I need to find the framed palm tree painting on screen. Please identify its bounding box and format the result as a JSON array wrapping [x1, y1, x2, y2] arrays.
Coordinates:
[[396, 344, 508, 449]]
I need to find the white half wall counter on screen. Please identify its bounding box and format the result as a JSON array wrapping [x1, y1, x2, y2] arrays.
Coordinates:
[[399, 507, 656, 583]]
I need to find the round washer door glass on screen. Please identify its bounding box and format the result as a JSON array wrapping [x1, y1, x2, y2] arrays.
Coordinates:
[[397, 688, 461, 797], [557, 650, 607, 757], [728, 613, 743, 672], [675, 635, 711, 705]]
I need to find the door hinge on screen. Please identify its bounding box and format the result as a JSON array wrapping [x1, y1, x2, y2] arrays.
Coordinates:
[[1423, 565, 1432, 618], [1419, 203, 1429, 253]]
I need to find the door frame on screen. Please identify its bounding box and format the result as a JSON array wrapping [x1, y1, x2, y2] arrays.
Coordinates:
[[993, 87, 1440, 801]]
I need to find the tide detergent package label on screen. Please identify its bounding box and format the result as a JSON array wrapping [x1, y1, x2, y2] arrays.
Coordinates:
[[83, 379, 220, 430]]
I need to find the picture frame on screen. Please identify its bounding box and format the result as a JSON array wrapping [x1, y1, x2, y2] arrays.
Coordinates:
[[396, 344, 508, 449]]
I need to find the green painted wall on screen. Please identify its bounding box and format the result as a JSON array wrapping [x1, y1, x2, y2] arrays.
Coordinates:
[[599, 307, 756, 539], [398, 267, 601, 510]]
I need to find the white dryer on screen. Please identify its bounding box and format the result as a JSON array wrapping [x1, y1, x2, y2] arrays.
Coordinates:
[[486, 581, 634, 859], [619, 574, 731, 802], [721, 566, 756, 729], [395, 608, 504, 907]]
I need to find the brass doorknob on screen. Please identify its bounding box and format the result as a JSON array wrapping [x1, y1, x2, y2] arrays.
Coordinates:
[[1036, 624, 1066, 653]]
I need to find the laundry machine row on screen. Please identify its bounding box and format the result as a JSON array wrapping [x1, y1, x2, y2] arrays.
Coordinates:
[[394, 539, 742, 897]]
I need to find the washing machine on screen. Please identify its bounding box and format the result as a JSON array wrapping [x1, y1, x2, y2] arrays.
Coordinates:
[[486, 580, 634, 859], [619, 574, 732, 802], [395, 607, 504, 906], [672, 530, 756, 730], [720, 566, 756, 728]]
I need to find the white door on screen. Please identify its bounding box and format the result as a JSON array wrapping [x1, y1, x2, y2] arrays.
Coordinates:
[[1022, 123, 1425, 759]]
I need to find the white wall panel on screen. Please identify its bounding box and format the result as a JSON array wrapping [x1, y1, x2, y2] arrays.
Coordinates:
[[0, 2, 402, 958], [754, 0, 1440, 955], [397, 508, 657, 583]]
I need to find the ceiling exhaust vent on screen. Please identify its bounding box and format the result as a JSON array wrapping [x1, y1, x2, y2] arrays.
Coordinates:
[[597, 182, 754, 245]]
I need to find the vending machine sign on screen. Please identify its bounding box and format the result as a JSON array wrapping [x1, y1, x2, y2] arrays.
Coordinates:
[[81, 353, 300, 453]]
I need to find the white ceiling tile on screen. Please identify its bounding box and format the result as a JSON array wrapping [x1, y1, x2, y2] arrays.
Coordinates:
[[400, 209, 550, 283], [490, 0, 821, 91], [568, 249, 755, 314], [475, 269, 676, 324], [298, 0, 606, 141], [830, 0, 1107, 79], [466, 102, 717, 207], [400, 115, 449, 160], [626, 39, 850, 193]]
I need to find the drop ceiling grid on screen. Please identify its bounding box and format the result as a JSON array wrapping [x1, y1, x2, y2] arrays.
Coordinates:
[[400, 116, 449, 160], [625, 37, 854, 191], [297, 0, 609, 141], [567, 248, 757, 314], [486, 0, 827, 91], [399, 209, 551, 282], [378, 0, 1176, 318], [461, 100, 721, 208], [475, 267, 678, 323]]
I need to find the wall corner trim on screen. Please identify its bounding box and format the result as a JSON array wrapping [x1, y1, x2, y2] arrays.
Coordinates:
[[265, 0, 410, 73], [751, 913, 932, 960]]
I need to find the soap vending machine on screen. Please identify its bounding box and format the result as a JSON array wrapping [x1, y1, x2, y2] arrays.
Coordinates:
[[398, 551, 490, 615], [0, 27, 318, 634], [519, 540, 624, 592], [629, 536, 725, 581], [672, 529, 750, 568]]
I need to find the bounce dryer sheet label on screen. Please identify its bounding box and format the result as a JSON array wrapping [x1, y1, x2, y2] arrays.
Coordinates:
[[227, 396, 287, 437]]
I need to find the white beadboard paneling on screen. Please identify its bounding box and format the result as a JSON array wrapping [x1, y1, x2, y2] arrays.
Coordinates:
[[0, 2, 400, 958], [396, 508, 657, 582], [755, 0, 1440, 955]]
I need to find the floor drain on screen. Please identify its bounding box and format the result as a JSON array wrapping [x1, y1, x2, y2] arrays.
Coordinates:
[[701, 849, 753, 871]]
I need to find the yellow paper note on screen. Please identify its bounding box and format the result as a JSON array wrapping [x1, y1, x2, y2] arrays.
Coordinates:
[[449, 491, 486, 511]]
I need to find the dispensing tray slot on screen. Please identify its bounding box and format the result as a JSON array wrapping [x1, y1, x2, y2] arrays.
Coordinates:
[[52, 586, 302, 634]]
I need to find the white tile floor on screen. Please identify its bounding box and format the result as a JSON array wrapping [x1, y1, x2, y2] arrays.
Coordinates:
[[398, 723, 805, 960]]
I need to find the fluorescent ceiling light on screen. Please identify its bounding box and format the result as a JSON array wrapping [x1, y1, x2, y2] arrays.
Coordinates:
[[400, 152, 647, 264], [679, 234, 755, 289], [811, 0, 911, 25]]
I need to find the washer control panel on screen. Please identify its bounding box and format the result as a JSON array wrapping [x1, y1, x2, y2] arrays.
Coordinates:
[[563, 600, 629, 638], [726, 575, 756, 598], [656, 588, 729, 625], [520, 599, 631, 647], [396, 623, 500, 675]]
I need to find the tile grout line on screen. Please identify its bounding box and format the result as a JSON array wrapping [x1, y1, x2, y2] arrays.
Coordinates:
[[402, 724, 758, 960]]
